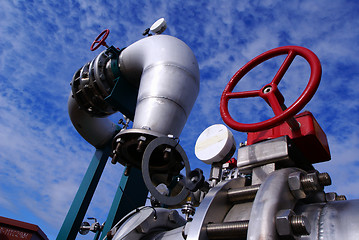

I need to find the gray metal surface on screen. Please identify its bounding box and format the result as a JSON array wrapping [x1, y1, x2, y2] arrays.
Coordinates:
[[120, 35, 200, 138], [251, 163, 275, 185], [237, 136, 292, 170], [297, 199, 359, 240], [141, 137, 191, 206], [186, 177, 246, 240], [227, 184, 260, 203], [247, 168, 298, 240], [68, 34, 199, 148], [68, 95, 117, 148], [112, 207, 186, 240]]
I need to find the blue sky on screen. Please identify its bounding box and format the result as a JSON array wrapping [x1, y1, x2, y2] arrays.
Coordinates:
[[1, 0, 359, 239]]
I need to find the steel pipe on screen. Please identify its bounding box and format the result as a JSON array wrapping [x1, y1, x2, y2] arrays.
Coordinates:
[[68, 35, 199, 147], [120, 35, 200, 137]]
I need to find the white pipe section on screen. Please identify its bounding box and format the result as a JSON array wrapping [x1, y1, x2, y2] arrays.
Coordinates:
[[68, 35, 200, 148], [120, 35, 200, 137], [68, 95, 118, 148]]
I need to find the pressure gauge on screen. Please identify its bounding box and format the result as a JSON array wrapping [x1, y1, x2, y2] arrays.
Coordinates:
[[195, 124, 236, 165], [150, 18, 167, 34]]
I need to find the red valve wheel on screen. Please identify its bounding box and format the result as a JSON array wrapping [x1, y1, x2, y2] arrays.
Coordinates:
[[90, 29, 110, 51], [220, 46, 322, 132]]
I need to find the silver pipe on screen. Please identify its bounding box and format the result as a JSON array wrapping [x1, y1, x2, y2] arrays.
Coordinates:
[[68, 35, 199, 147], [119, 35, 200, 137], [68, 95, 117, 148], [247, 168, 297, 240]]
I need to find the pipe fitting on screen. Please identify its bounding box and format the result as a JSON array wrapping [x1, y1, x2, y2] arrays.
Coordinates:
[[300, 171, 322, 192], [136, 136, 147, 152], [206, 220, 249, 239], [325, 192, 347, 201], [288, 171, 324, 199], [318, 172, 332, 186], [276, 209, 311, 236], [68, 35, 199, 148], [288, 172, 307, 199], [227, 184, 260, 203]]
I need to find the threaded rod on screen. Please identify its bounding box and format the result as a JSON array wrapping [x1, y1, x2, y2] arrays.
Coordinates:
[[318, 172, 331, 186], [227, 184, 260, 203], [300, 174, 319, 192], [206, 220, 249, 239], [290, 215, 311, 236]]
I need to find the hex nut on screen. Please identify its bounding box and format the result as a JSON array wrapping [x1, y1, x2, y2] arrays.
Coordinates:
[[137, 136, 147, 142], [276, 209, 294, 236], [325, 192, 338, 202], [288, 172, 307, 199], [168, 210, 179, 223]]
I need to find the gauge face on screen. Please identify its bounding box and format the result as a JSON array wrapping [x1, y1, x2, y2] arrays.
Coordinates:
[[150, 18, 167, 34], [195, 124, 236, 165]]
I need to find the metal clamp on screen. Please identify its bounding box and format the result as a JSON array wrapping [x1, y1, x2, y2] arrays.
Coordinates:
[[142, 137, 191, 206]]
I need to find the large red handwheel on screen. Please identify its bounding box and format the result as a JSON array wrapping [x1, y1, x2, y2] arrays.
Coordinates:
[[220, 46, 322, 132], [90, 29, 110, 51]]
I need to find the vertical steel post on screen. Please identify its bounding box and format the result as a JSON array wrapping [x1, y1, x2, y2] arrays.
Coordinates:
[[56, 146, 111, 240], [100, 167, 148, 239]]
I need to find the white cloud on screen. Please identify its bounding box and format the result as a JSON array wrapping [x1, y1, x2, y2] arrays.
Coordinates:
[[0, 1, 359, 239]]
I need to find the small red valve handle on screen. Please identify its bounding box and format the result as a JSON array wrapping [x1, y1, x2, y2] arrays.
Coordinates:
[[90, 29, 110, 51], [220, 46, 322, 132]]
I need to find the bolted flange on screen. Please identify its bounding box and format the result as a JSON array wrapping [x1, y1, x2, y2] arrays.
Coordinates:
[[288, 171, 326, 199], [276, 209, 311, 237]]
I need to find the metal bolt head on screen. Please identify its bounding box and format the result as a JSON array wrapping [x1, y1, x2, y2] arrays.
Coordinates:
[[288, 172, 307, 199], [168, 210, 179, 223], [138, 136, 147, 142], [263, 85, 272, 94], [318, 172, 332, 186], [337, 195, 347, 201], [276, 209, 295, 236], [276, 210, 311, 236], [325, 192, 338, 202]]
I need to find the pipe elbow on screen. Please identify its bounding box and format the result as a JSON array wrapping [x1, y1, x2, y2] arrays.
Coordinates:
[[119, 35, 200, 137], [68, 34, 200, 147], [68, 94, 117, 148]]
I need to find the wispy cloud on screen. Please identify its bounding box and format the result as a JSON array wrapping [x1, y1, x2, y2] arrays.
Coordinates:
[[0, 0, 359, 239]]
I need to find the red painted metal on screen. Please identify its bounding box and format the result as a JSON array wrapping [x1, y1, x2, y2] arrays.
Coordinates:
[[225, 158, 237, 169], [90, 29, 110, 51], [247, 111, 331, 163], [0, 216, 48, 240], [220, 46, 322, 132]]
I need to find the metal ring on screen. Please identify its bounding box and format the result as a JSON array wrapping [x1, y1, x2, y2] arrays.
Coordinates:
[[142, 137, 190, 206]]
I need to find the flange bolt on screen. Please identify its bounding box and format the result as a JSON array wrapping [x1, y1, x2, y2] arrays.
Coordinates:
[[290, 215, 311, 236], [276, 209, 311, 236], [318, 172, 331, 186]]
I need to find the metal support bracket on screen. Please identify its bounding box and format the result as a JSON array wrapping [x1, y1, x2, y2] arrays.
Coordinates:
[[56, 146, 111, 240], [100, 167, 148, 239]]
